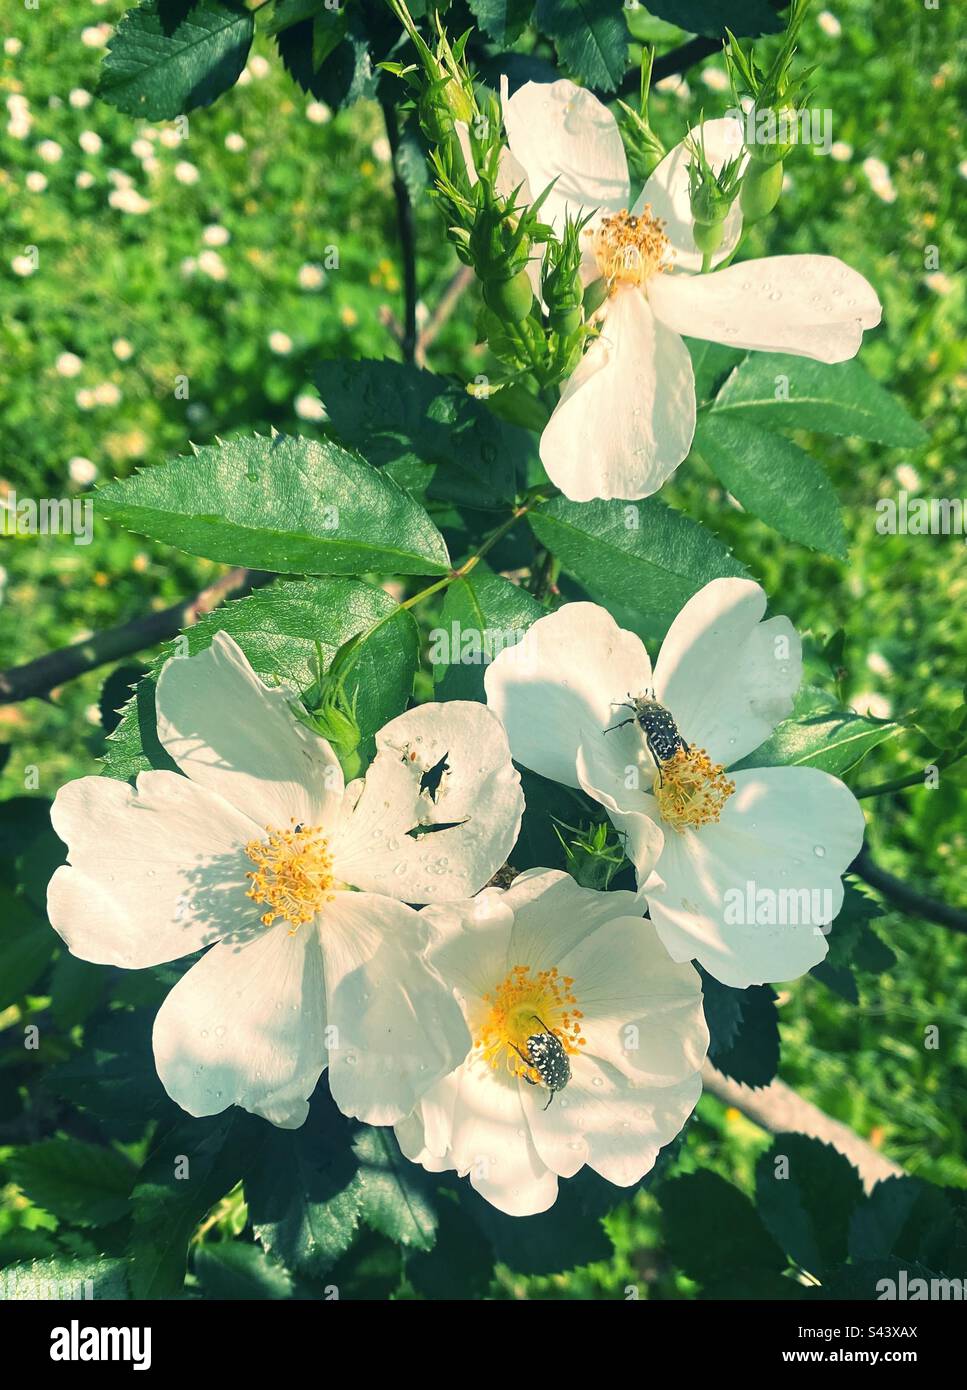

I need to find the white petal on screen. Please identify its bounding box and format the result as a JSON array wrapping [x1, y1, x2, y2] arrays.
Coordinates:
[[638, 116, 747, 272], [506, 869, 643, 977], [152, 919, 328, 1129], [447, 1060, 558, 1216], [646, 765, 867, 986], [648, 254, 882, 363], [48, 771, 260, 968], [331, 701, 523, 903], [540, 289, 696, 501], [155, 630, 344, 831], [484, 601, 653, 789], [323, 893, 472, 1125], [502, 78, 629, 236], [653, 577, 801, 764], [558, 914, 708, 1083], [420, 891, 516, 1011], [575, 744, 665, 883], [531, 1055, 703, 1187]]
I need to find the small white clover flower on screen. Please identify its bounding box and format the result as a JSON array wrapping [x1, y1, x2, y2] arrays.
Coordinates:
[[174, 160, 200, 185], [817, 10, 842, 38], [396, 871, 708, 1216], [81, 24, 112, 49], [11, 254, 36, 277], [248, 55, 270, 79], [202, 223, 230, 247], [294, 392, 326, 421], [131, 137, 153, 159], [69, 88, 93, 109], [93, 381, 122, 406], [486, 579, 866, 989], [68, 456, 97, 485], [112, 337, 134, 361], [37, 138, 63, 163], [108, 187, 152, 215], [55, 351, 83, 377], [306, 101, 331, 124], [7, 117, 32, 140], [500, 80, 881, 502], [830, 141, 853, 162], [79, 130, 102, 155], [268, 330, 293, 355], [26, 171, 48, 193], [76, 171, 95, 189], [298, 262, 326, 290], [4, 37, 23, 56], [48, 633, 524, 1128], [225, 132, 246, 152], [159, 127, 182, 149], [197, 249, 227, 281]]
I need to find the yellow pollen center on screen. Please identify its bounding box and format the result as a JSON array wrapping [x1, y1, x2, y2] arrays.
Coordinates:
[[474, 965, 585, 1082], [245, 821, 336, 930], [588, 206, 671, 291], [654, 745, 736, 833]]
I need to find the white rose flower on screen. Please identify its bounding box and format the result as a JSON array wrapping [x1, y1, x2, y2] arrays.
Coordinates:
[[395, 870, 708, 1216], [500, 79, 882, 502], [48, 633, 524, 1129], [485, 579, 866, 988]]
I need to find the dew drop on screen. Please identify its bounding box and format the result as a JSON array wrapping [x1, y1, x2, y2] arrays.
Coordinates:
[[813, 845, 826, 858]]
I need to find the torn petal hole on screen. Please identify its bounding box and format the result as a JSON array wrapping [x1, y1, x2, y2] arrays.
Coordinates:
[[405, 818, 470, 840]]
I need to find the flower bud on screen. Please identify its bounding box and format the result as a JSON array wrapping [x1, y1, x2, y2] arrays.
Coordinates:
[[740, 157, 784, 223], [482, 268, 534, 324]]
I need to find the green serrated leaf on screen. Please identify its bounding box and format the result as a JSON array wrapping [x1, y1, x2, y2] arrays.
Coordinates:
[[0, 889, 55, 1009], [0, 1257, 130, 1301], [534, 0, 628, 92], [711, 353, 927, 447], [129, 1111, 262, 1298], [468, 0, 533, 45], [528, 496, 748, 639], [662, 1170, 787, 1287], [734, 685, 903, 776], [246, 1093, 361, 1277], [702, 972, 779, 1089], [432, 563, 544, 702], [96, 434, 450, 576], [98, 0, 254, 120], [756, 1133, 865, 1275], [7, 1139, 137, 1228], [315, 359, 530, 510], [100, 578, 419, 781], [694, 415, 847, 558], [647, 1, 782, 38], [193, 1242, 295, 1299], [353, 1127, 438, 1252], [275, 11, 375, 108]]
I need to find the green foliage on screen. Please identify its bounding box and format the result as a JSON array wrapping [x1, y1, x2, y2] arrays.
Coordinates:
[[101, 578, 419, 779], [694, 416, 847, 558], [99, 1, 255, 119], [1, 0, 963, 1307], [529, 497, 748, 638], [96, 434, 451, 575]]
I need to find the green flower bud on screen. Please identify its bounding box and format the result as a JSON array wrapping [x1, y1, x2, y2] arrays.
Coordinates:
[[482, 268, 534, 324], [693, 219, 725, 256], [740, 157, 784, 223]]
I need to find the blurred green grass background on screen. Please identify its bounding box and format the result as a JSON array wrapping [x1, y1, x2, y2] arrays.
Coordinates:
[[1, 0, 964, 1297]]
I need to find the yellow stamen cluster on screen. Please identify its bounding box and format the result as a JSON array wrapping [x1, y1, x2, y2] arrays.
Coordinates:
[[589, 206, 671, 290], [475, 964, 585, 1082], [245, 821, 336, 931], [654, 745, 735, 833]]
